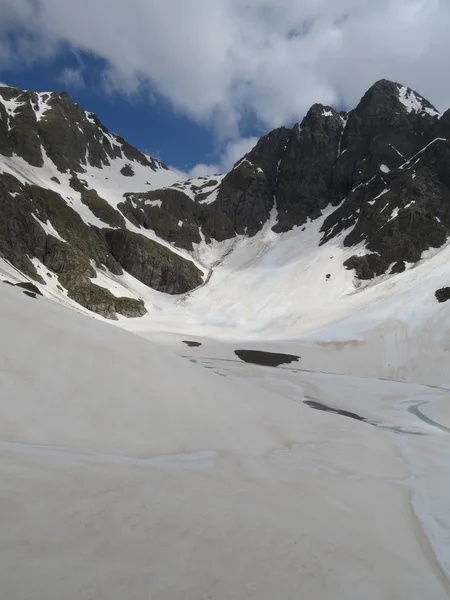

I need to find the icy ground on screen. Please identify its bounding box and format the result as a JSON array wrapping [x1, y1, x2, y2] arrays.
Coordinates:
[[1, 281, 450, 599]]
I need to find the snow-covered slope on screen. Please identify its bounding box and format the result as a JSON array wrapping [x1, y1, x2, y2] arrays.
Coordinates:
[[2, 282, 450, 599], [1, 79, 450, 328], [2, 79, 450, 599], [110, 203, 449, 387]]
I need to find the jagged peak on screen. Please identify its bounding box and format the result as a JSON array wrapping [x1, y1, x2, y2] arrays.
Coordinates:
[[302, 103, 340, 123], [356, 78, 439, 118], [0, 83, 169, 172]]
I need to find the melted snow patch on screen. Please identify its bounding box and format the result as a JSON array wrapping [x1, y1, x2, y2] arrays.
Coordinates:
[[322, 110, 334, 117]]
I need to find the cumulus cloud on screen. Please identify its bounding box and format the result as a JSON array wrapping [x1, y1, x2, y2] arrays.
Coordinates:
[[0, 0, 449, 141], [58, 67, 85, 89]]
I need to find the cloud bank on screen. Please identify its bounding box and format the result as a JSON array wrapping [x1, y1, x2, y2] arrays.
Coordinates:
[[0, 0, 448, 152]]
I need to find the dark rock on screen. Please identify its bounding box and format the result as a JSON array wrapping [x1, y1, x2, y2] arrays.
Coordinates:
[[202, 159, 274, 241], [391, 261, 406, 274], [81, 189, 126, 228], [234, 349, 300, 367], [120, 188, 202, 250], [104, 229, 203, 294], [14, 281, 43, 295], [435, 287, 450, 303], [120, 163, 135, 177], [69, 175, 88, 192], [323, 135, 450, 279], [343, 254, 387, 280], [274, 108, 344, 232], [66, 280, 147, 319]]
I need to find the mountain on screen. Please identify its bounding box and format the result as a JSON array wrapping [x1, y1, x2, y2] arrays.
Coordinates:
[[2, 81, 450, 599], [1, 79, 450, 322]]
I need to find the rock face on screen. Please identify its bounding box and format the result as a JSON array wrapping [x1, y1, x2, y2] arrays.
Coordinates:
[[132, 80, 447, 275], [0, 87, 166, 173], [1, 79, 450, 318], [104, 229, 203, 294], [81, 189, 126, 229], [119, 188, 203, 251], [0, 86, 206, 318]]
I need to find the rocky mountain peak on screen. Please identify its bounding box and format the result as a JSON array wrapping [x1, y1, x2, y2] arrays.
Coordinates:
[[356, 79, 439, 118], [0, 85, 167, 175]]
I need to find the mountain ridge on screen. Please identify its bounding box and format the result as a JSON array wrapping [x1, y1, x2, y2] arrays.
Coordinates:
[[1, 79, 449, 323]]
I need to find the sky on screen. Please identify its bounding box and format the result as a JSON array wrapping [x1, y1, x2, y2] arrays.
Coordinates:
[[0, 0, 449, 175]]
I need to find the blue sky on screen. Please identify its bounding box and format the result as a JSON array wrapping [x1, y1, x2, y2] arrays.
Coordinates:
[[0, 51, 224, 172], [1, 1, 449, 175]]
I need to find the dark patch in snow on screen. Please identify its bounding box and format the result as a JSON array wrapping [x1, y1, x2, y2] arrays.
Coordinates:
[[15, 281, 43, 295], [304, 399, 366, 422], [182, 340, 202, 347], [305, 398, 424, 435], [435, 287, 450, 303], [234, 349, 300, 367], [120, 163, 135, 177]]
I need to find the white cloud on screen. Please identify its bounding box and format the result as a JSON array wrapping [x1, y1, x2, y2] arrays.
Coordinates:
[[58, 67, 85, 89], [221, 137, 259, 170], [0, 0, 449, 142], [172, 136, 259, 177]]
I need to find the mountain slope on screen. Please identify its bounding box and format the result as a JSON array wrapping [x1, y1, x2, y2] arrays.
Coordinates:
[[1, 79, 450, 328], [0, 86, 206, 317]]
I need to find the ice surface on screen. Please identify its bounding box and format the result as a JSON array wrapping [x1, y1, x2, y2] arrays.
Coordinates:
[[1, 283, 450, 599]]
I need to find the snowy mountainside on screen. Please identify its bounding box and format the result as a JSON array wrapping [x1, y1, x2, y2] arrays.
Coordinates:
[[1, 79, 450, 332], [0, 86, 210, 317]]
